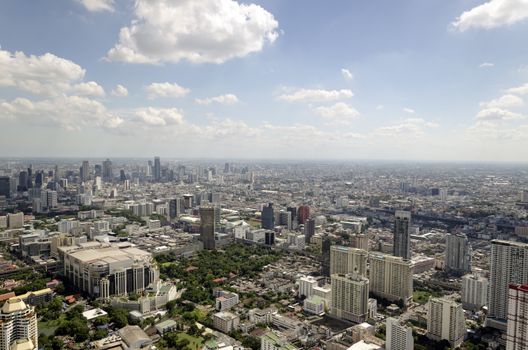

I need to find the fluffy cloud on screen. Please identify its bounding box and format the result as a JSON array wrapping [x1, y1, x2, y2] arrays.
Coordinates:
[[71, 81, 105, 97], [467, 121, 528, 140], [76, 0, 114, 12], [106, 0, 279, 64], [0, 48, 85, 96], [374, 118, 438, 137], [480, 94, 524, 109], [111, 84, 128, 97], [479, 62, 495, 68], [507, 83, 528, 95], [403, 107, 415, 114], [313, 102, 360, 124], [278, 88, 353, 102], [134, 107, 184, 126], [475, 108, 524, 121], [0, 96, 123, 131], [195, 94, 239, 105], [146, 82, 190, 99], [452, 0, 528, 31], [341, 69, 353, 80]]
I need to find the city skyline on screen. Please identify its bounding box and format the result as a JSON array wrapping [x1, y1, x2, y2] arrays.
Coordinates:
[[1, 0, 528, 161]]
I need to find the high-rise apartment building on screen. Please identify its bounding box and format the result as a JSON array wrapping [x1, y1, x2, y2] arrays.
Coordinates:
[[0, 298, 38, 350], [200, 206, 216, 250], [427, 297, 465, 348], [487, 240, 528, 331], [386, 317, 413, 350], [369, 252, 413, 305], [393, 210, 411, 260], [154, 156, 161, 182], [330, 246, 368, 277], [445, 233, 471, 276], [331, 272, 369, 323], [461, 273, 488, 311], [262, 203, 275, 230], [507, 284, 528, 350]]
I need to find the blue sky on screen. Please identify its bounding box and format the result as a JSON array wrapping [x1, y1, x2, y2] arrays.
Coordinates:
[[1, 0, 528, 161]]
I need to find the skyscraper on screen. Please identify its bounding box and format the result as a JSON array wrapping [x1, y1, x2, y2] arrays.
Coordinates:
[[0, 176, 11, 198], [386, 317, 413, 350], [461, 273, 488, 311], [331, 272, 369, 323], [200, 206, 216, 250], [169, 198, 181, 220], [393, 210, 411, 260], [80, 160, 90, 181], [298, 205, 310, 225], [445, 233, 471, 276], [0, 298, 38, 350], [369, 252, 413, 305], [154, 156, 161, 182], [330, 245, 368, 277], [304, 218, 316, 244], [487, 240, 528, 331], [321, 236, 332, 277], [427, 297, 465, 348], [102, 159, 113, 181], [506, 284, 528, 350], [261, 203, 275, 229]]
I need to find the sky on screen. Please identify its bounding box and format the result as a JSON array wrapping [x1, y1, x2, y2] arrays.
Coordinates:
[[1, 0, 528, 161]]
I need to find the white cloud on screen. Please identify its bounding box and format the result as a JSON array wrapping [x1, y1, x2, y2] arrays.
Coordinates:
[[313, 102, 360, 124], [106, 0, 279, 64], [77, 0, 114, 12], [134, 107, 184, 127], [403, 107, 415, 114], [475, 107, 524, 121], [146, 82, 190, 99], [0, 96, 123, 131], [467, 121, 528, 141], [452, 0, 528, 31], [479, 62, 495, 68], [111, 84, 128, 97], [507, 83, 528, 95], [195, 94, 239, 105], [480, 94, 524, 109], [0, 48, 85, 96], [71, 81, 105, 97], [376, 105, 384, 110], [341, 68, 353, 80], [374, 118, 438, 138], [278, 88, 353, 102]]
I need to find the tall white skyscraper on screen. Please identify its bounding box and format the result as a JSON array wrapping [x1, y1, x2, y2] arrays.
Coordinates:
[[427, 297, 465, 348], [507, 284, 528, 350], [330, 245, 368, 277], [386, 317, 413, 350], [393, 210, 411, 260], [369, 252, 413, 305], [0, 298, 38, 350], [461, 273, 488, 311], [445, 233, 471, 276], [487, 240, 528, 331], [331, 272, 369, 323]]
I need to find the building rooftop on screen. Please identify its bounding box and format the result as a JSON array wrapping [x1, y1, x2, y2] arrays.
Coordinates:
[[1, 298, 27, 314]]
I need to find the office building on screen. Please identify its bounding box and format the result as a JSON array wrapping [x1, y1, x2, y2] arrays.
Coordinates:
[[298, 205, 310, 225], [7, 212, 24, 229], [265, 231, 275, 246], [369, 253, 413, 305], [507, 284, 528, 350], [0, 177, 11, 198], [461, 273, 488, 311], [61, 244, 158, 298], [212, 311, 239, 334], [279, 210, 292, 230], [0, 298, 38, 350], [427, 297, 465, 348], [386, 317, 413, 350], [445, 233, 471, 276], [80, 160, 89, 181], [304, 218, 316, 244], [321, 236, 332, 277], [331, 272, 369, 323], [154, 156, 161, 182], [262, 203, 275, 229], [487, 240, 528, 331], [393, 210, 411, 260], [102, 158, 113, 181], [330, 245, 368, 277], [169, 198, 181, 220], [200, 206, 216, 250]]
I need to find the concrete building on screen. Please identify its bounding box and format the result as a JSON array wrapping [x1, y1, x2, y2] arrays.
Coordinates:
[[200, 206, 216, 250], [487, 240, 528, 331], [393, 210, 411, 260], [261, 331, 297, 350], [61, 244, 158, 298], [212, 312, 239, 334], [461, 273, 488, 311], [369, 253, 413, 305], [445, 233, 471, 276], [507, 284, 528, 350], [386, 317, 413, 350], [330, 246, 368, 277], [0, 298, 38, 350], [331, 273, 369, 323], [427, 297, 465, 348], [215, 291, 239, 311], [7, 213, 24, 229], [298, 276, 318, 298], [262, 203, 275, 230]]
